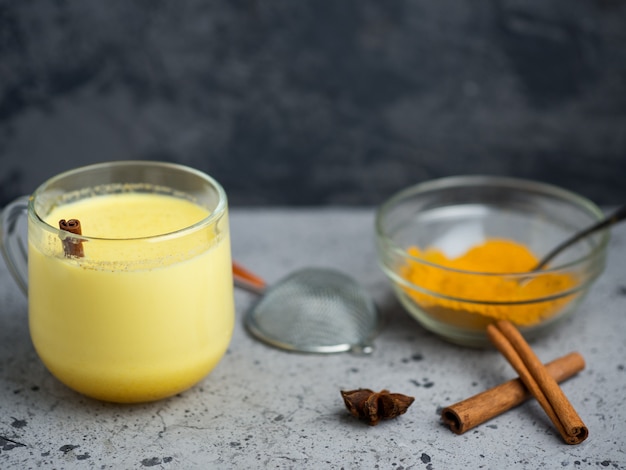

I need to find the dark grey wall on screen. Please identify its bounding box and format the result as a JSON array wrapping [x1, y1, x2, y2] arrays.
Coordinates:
[[1, 1, 625, 207]]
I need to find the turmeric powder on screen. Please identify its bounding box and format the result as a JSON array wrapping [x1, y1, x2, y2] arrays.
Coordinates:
[[400, 239, 577, 328]]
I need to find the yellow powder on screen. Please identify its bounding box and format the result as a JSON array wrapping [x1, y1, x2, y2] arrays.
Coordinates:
[[400, 239, 577, 328]]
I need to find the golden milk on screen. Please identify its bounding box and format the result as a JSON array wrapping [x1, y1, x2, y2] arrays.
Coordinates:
[[28, 193, 234, 403]]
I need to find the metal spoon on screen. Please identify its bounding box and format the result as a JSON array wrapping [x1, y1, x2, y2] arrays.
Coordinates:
[[532, 204, 626, 271]]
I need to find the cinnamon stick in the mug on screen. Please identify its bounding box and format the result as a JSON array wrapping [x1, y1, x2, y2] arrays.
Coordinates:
[[441, 352, 585, 435], [486, 320, 588, 444], [59, 219, 84, 258]]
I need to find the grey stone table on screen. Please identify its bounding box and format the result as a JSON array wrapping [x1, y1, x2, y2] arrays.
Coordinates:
[[1, 208, 625, 469]]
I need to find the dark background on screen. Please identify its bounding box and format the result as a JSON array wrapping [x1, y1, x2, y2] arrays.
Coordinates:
[[1, 0, 625, 207]]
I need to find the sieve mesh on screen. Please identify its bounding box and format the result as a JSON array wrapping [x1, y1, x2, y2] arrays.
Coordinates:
[[244, 268, 380, 354]]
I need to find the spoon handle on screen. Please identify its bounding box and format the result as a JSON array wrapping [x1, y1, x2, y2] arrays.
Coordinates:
[[533, 204, 626, 271]]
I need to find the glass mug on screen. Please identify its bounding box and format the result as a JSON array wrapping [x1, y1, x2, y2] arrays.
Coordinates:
[[0, 161, 235, 403]]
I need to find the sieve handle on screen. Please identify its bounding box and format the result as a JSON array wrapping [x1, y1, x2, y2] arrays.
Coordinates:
[[233, 262, 266, 295]]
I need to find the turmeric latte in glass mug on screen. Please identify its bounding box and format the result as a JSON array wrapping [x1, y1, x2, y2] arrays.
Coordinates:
[[0, 161, 235, 403]]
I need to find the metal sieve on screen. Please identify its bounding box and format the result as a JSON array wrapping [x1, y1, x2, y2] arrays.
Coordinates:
[[236, 267, 380, 354]]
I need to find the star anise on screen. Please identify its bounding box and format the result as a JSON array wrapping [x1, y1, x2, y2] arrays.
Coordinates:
[[340, 388, 415, 426]]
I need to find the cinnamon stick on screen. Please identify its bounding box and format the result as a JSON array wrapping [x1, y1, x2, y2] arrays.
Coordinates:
[[486, 320, 588, 444], [441, 352, 585, 435], [59, 219, 84, 258]]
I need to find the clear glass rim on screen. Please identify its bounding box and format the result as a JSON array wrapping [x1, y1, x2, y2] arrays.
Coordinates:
[[28, 160, 227, 242], [375, 175, 609, 276]]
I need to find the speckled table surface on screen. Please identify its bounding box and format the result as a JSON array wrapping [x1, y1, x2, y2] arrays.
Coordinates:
[[1, 208, 625, 469]]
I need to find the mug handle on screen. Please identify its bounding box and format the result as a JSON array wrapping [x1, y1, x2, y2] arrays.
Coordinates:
[[0, 196, 30, 295]]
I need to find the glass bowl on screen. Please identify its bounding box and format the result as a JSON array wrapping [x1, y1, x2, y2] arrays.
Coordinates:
[[375, 176, 609, 347]]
